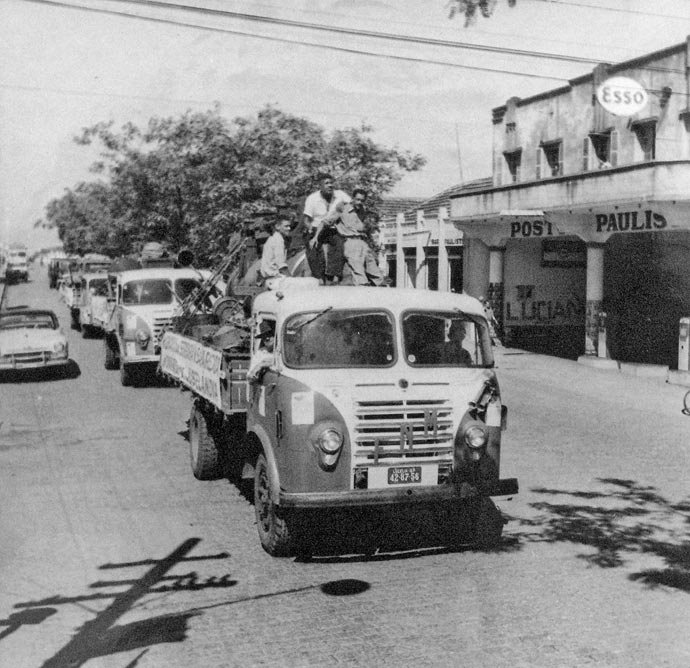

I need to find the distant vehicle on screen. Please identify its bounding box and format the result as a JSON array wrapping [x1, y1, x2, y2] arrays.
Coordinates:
[[104, 266, 219, 386], [79, 253, 111, 275], [5, 244, 29, 283], [0, 309, 69, 374], [78, 272, 111, 337]]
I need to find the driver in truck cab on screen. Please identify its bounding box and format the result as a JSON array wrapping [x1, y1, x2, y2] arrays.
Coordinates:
[[247, 320, 276, 382]]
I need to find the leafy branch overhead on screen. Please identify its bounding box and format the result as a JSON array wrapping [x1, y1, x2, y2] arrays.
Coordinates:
[[46, 106, 425, 266], [447, 0, 517, 26]]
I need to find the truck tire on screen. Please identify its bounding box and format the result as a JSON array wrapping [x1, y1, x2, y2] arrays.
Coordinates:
[[81, 323, 93, 339], [472, 496, 504, 549], [254, 454, 291, 556], [104, 340, 119, 370], [120, 360, 135, 386], [189, 403, 222, 480]]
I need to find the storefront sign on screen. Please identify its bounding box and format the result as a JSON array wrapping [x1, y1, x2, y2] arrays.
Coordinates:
[[596, 77, 648, 117], [509, 220, 554, 238], [160, 332, 223, 409], [595, 209, 667, 233]]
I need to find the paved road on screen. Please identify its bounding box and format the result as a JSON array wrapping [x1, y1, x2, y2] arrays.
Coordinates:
[[1, 268, 689, 668]]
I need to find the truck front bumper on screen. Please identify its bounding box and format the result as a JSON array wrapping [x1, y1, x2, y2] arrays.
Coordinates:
[[279, 477, 518, 509]]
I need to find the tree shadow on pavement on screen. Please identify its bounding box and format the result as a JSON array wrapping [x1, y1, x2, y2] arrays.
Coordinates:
[[511, 478, 690, 592]]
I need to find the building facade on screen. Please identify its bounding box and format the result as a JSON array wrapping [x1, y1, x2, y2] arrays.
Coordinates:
[[441, 38, 690, 367]]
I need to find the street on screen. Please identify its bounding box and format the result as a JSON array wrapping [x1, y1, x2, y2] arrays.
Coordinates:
[[1, 267, 689, 668]]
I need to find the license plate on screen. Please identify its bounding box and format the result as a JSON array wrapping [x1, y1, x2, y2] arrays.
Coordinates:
[[387, 466, 422, 485]]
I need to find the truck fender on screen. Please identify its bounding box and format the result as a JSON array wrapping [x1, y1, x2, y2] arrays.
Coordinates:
[[245, 423, 281, 502]]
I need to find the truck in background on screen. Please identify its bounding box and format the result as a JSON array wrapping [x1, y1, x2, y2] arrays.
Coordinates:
[[5, 243, 29, 283]]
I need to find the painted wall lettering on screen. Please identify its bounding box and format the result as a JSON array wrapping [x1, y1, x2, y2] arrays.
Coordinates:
[[595, 209, 667, 233], [509, 220, 553, 238], [505, 297, 584, 323]]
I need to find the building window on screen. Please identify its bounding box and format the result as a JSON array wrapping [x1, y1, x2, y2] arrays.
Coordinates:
[[587, 130, 618, 169], [494, 152, 503, 186], [537, 141, 562, 178], [503, 149, 521, 183], [632, 121, 656, 162]]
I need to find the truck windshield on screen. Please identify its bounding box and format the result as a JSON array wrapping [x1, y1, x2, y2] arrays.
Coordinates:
[[402, 310, 492, 367], [284, 309, 396, 368], [122, 279, 175, 305]]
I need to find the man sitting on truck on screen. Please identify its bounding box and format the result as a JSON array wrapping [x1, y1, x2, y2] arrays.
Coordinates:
[[259, 218, 292, 289]]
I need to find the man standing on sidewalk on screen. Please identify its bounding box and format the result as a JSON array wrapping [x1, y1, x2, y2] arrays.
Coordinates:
[[322, 188, 383, 287]]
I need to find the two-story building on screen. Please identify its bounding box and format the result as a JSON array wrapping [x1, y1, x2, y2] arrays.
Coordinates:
[[387, 37, 690, 368]]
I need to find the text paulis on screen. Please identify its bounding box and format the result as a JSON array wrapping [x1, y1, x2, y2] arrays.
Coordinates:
[[595, 209, 667, 233]]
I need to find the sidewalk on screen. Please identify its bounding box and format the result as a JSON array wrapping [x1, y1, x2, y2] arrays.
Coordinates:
[[493, 344, 690, 389]]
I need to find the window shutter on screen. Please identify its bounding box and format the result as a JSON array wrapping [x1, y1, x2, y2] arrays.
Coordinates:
[[557, 143, 563, 176], [609, 130, 619, 166], [536, 147, 542, 179], [582, 137, 590, 171]]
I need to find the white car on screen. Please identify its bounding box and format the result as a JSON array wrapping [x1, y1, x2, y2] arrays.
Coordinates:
[[0, 309, 69, 372]]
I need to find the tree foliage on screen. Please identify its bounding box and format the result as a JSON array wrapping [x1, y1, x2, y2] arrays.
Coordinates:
[[447, 0, 517, 26], [45, 105, 425, 266]]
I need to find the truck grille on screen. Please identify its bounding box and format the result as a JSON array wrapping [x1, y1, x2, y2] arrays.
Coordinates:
[[353, 398, 455, 461], [153, 317, 173, 343]]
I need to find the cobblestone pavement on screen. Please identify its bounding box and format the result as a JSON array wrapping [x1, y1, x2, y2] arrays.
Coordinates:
[[0, 271, 689, 668]]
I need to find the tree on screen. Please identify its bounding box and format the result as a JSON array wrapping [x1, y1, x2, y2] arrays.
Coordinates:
[[47, 106, 425, 266], [448, 0, 517, 26]]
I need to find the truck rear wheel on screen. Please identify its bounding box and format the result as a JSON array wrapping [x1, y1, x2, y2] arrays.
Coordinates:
[[120, 360, 135, 386], [254, 454, 291, 556], [189, 403, 222, 480]]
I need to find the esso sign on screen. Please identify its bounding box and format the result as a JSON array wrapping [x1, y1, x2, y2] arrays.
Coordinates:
[[596, 77, 649, 116]]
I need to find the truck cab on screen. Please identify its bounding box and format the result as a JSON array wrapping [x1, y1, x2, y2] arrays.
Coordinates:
[[104, 267, 212, 385], [6, 246, 29, 283]]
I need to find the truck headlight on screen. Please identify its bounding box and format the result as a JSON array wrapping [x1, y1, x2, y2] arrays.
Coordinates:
[[52, 341, 66, 354], [313, 426, 344, 469], [136, 329, 151, 348], [464, 424, 488, 449]]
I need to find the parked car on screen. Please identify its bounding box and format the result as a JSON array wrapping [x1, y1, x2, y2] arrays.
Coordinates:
[[0, 308, 70, 374]]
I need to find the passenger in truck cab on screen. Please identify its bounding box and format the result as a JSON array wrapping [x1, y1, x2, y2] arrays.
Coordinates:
[[247, 320, 276, 382], [426, 319, 474, 366]]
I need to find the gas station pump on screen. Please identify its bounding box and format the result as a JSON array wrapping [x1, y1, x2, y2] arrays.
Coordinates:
[[597, 311, 609, 359], [678, 317, 690, 372]]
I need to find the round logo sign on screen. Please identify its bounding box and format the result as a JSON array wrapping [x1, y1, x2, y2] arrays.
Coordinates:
[[596, 77, 649, 117]]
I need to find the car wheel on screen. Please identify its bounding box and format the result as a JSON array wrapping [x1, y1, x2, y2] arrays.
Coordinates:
[[189, 403, 222, 480], [254, 454, 291, 556], [104, 340, 118, 370]]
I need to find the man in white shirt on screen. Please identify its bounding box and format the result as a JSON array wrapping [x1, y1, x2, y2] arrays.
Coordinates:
[[303, 173, 350, 282], [260, 218, 291, 288]]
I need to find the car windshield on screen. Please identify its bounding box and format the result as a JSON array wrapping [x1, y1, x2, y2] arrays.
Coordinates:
[[121, 277, 202, 305], [0, 313, 57, 330], [402, 310, 491, 367], [284, 309, 396, 368]]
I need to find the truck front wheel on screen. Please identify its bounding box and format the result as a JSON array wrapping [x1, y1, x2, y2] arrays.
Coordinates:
[[472, 496, 504, 549], [254, 454, 291, 556], [104, 339, 119, 370], [120, 360, 135, 386], [189, 403, 222, 480]]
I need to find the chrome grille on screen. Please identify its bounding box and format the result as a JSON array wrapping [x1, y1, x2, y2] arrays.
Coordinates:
[[353, 398, 454, 461], [7, 351, 46, 365], [153, 317, 173, 343]]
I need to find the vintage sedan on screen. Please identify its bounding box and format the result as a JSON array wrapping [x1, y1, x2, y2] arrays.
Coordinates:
[[0, 309, 70, 372]]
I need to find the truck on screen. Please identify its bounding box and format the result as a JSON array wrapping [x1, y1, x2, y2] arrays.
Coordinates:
[[5, 243, 29, 283], [78, 272, 111, 337], [159, 278, 518, 556], [104, 265, 219, 386]]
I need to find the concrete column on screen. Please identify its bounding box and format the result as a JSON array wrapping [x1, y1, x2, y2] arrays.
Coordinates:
[[585, 243, 605, 356], [437, 206, 449, 292], [415, 210, 427, 289], [395, 212, 405, 288], [488, 246, 505, 338]]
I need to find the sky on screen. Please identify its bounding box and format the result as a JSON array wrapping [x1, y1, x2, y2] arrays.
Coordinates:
[[3, 0, 690, 251]]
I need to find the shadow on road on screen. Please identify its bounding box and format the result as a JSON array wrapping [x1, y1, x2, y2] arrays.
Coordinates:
[[511, 477, 690, 592], [0, 359, 81, 383], [10, 539, 235, 668]]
